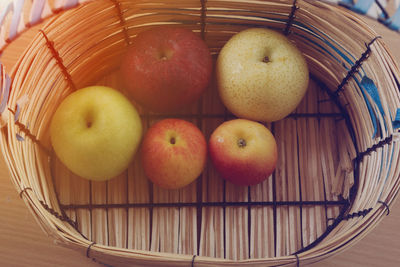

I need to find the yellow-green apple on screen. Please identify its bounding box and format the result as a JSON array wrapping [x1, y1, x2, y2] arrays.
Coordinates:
[[141, 118, 207, 189], [50, 86, 142, 181], [121, 26, 213, 113], [216, 28, 309, 122], [209, 119, 277, 186]]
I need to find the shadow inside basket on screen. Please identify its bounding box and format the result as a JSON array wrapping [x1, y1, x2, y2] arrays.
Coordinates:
[[50, 67, 355, 260]]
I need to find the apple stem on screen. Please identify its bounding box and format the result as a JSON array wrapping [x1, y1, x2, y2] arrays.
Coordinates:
[[263, 56, 270, 63], [238, 138, 246, 148], [170, 137, 176, 145]]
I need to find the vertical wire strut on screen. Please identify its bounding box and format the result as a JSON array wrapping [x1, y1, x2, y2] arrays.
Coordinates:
[[18, 187, 77, 230], [86, 242, 115, 267], [354, 134, 392, 163], [295, 253, 300, 267], [378, 200, 390, 215], [200, 0, 207, 40], [191, 254, 197, 267], [333, 36, 381, 96], [9, 30, 75, 156], [39, 30, 77, 91], [284, 0, 298, 36], [8, 108, 51, 154], [110, 0, 131, 45]]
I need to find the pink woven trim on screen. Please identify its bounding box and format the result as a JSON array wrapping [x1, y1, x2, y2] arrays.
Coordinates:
[[0, 0, 91, 52], [30, 0, 46, 25], [0, 63, 11, 127]]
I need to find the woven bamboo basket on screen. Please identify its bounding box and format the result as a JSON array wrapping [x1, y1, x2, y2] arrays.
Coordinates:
[[1, 0, 400, 266]]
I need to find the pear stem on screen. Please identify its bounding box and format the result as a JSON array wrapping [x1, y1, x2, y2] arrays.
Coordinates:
[[238, 138, 247, 148]]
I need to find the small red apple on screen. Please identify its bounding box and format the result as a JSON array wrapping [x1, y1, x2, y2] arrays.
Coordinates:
[[121, 26, 213, 112], [141, 118, 207, 189], [209, 119, 278, 186]]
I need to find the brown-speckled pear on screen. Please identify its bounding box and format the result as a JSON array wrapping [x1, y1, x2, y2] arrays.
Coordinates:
[[216, 28, 309, 122]]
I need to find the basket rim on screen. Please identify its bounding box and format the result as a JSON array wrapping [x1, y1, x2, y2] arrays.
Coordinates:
[[1, 0, 400, 266]]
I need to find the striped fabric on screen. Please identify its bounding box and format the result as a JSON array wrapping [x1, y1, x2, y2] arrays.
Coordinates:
[[0, 0, 89, 52], [324, 0, 400, 31]]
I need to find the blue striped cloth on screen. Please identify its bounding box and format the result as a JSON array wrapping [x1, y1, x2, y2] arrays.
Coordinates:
[[324, 0, 400, 31]]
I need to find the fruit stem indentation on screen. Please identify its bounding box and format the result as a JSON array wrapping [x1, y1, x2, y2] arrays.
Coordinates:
[[170, 137, 176, 145], [263, 56, 270, 63], [85, 112, 94, 128], [158, 49, 174, 61], [238, 138, 246, 148]]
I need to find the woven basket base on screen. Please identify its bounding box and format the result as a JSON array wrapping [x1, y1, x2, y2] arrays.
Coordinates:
[[51, 68, 353, 260], [3, 0, 400, 265]]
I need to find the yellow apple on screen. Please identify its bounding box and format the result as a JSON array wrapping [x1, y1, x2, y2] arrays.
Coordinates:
[[216, 28, 309, 122], [50, 86, 142, 181], [209, 119, 277, 186], [140, 118, 207, 189]]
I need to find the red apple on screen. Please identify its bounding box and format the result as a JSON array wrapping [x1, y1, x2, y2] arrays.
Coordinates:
[[209, 119, 278, 186], [141, 118, 207, 189], [121, 26, 213, 112]]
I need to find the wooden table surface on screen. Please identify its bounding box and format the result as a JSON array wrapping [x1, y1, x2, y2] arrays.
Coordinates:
[[0, 6, 399, 267]]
